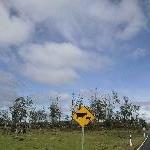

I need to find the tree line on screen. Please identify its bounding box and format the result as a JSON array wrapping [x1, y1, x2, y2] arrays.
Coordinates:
[[0, 90, 147, 134]]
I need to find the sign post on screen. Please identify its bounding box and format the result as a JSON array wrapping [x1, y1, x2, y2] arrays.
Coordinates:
[[82, 126, 84, 150], [73, 106, 95, 150]]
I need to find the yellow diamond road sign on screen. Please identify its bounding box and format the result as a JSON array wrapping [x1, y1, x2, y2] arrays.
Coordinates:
[[73, 106, 95, 127]]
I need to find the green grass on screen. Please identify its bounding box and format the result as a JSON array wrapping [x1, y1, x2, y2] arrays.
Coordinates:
[[0, 129, 144, 150]]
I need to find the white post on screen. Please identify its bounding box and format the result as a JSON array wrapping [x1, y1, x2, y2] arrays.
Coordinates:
[[144, 132, 146, 138], [143, 127, 146, 138], [130, 134, 133, 147], [82, 126, 84, 150]]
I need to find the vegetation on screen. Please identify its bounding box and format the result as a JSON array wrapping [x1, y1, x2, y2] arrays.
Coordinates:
[[0, 130, 144, 150], [0, 90, 147, 130], [0, 89, 147, 149]]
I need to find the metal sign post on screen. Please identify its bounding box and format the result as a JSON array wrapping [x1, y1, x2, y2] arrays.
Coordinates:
[[82, 126, 84, 150], [72, 106, 95, 150]]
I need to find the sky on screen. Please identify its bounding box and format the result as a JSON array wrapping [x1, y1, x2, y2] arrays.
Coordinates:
[[0, 0, 150, 120]]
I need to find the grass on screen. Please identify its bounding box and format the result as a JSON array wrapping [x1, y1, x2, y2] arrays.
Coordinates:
[[0, 129, 144, 150]]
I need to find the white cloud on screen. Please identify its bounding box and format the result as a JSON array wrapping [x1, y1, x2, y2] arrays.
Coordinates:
[[8, 0, 146, 48], [18, 42, 110, 84], [132, 48, 148, 58], [87, 0, 146, 39], [0, 1, 33, 45], [9, 0, 71, 22]]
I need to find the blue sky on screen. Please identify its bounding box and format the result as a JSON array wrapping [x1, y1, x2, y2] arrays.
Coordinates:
[[0, 0, 150, 120]]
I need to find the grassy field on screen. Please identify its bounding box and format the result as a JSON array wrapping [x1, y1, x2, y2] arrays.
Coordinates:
[[0, 129, 144, 150]]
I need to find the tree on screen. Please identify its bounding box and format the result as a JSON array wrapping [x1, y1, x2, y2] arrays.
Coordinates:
[[139, 118, 147, 128], [37, 108, 47, 123], [10, 97, 33, 132], [105, 91, 120, 120], [120, 96, 140, 127], [90, 91, 106, 122], [65, 115, 70, 121], [29, 107, 38, 124], [71, 92, 75, 122], [29, 106, 48, 129], [0, 109, 10, 126], [120, 96, 133, 123], [74, 94, 83, 109], [49, 97, 61, 126], [132, 105, 140, 121]]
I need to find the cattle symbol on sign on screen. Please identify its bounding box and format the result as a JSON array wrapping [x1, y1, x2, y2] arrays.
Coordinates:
[[73, 106, 95, 127]]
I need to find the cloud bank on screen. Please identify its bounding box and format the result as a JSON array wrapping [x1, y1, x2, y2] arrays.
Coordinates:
[[18, 42, 110, 84], [0, 0, 149, 111]]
